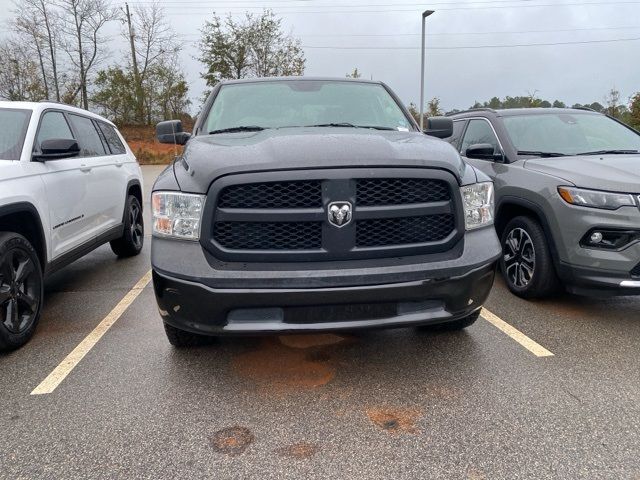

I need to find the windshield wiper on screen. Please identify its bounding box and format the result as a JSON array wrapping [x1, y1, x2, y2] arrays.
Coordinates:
[[304, 123, 397, 131], [575, 149, 639, 156], [209, 126, 266, 134], [517, 150, 568, 158]]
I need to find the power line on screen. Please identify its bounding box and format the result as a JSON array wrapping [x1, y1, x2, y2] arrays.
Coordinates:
[[125, 0, 640, 12], [301, 36, 640, 49], [176, 25, 640, 38]]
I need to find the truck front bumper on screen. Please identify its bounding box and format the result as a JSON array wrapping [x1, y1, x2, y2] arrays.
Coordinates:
[[151, 227, 500, 335]]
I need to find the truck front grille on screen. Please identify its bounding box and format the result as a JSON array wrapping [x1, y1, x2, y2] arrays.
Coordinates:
[[214, 222, 322, 250], [218, 180, 322, 209], [356, 214, 455, 247], [207, 169, 463, 262], [356, 178, 450, 206]]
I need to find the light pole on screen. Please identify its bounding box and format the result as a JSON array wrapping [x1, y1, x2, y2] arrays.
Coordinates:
[[419, 9, 435, 131]]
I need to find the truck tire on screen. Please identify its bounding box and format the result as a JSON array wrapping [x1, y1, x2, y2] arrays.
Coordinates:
[[500, 215, 559, 299], [164, 322, 213, 348], [0, 232, 44, 352], [111, 195, 144, 258]]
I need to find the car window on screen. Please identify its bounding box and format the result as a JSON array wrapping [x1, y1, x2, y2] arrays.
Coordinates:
[[448, 120, 467, 150], [460, 119, 500, 156], [502, 112, 640, 155], [0, 108, 31, 160], [205, 80, 414, 133], [36, 111, 75, 152], [67, 114, 107, 157], [97, 122, 126, 154]]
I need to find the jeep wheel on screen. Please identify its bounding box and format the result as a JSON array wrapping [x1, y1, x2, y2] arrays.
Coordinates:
[[500, 216, 559, 299], [111, 195, 144, 258], [0, 232, 43, 352], [164, 323, 214, 348]]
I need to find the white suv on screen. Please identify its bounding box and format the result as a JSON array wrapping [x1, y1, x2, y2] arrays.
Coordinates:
[[0, 101, 144, 351]]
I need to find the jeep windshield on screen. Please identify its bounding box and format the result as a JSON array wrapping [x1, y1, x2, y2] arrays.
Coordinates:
[[203, 80, 414, 133], [503, 112, 640, 157], [0, 108, 32, 160]]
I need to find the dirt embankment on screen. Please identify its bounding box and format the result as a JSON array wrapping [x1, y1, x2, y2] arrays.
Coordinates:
[[120, 122, 192, 165]]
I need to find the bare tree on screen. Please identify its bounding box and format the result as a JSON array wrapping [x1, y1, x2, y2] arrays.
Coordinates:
[[122, 2, 182, 124], [58, 0, 116, 109], [604, 87, 621, 118], [0, 38, 47, 101], [12, 8, 49, 99]]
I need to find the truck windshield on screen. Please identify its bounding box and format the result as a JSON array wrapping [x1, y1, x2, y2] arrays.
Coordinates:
[[0, 108, 32, 160], [204, 80, 413, 133], [503, 112, 640, 157]]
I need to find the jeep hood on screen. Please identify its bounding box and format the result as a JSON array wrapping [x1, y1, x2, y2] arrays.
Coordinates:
[[524, 155, 640, 193], [171, 128, 475, 193]]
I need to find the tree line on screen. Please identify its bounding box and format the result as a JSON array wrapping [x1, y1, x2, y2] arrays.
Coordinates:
[[413, 88, 640, 130], [0, 4, 306, 126]]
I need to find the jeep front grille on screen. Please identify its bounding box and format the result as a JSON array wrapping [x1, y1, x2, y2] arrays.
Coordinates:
[[206, 169, 463, 262]]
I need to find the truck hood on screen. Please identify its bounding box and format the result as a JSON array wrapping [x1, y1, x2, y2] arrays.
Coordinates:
[[524, 155, 640, 193], [172, 128, 474, 193], [0, 161, 25, 182]]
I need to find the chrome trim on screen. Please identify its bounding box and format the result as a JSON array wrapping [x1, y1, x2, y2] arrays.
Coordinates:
[[620, 280, 640, 287]]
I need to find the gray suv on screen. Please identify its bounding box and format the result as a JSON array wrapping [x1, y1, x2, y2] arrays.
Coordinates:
[[447, 107, 640, 298]]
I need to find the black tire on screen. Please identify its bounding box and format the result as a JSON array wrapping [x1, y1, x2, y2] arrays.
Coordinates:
[[420, 310, 480, 332], [110, 195, 144, 258], [499, 216, 559, 299], [0, 232, 44, 352], [164, 322, 214, 348]]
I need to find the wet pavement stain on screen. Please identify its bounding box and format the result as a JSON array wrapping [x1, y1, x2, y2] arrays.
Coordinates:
[[278, 334, 345, 349], [366, 407, 422, 435], [232, 336, 348, 393], [276, 442, 320, 459], [210, 426, 254, 456]]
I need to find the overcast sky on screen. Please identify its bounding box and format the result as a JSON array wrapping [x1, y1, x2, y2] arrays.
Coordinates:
[[2, 0, 639, 113]]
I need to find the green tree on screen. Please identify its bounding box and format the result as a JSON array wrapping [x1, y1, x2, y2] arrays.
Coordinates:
[[628, 92, 640, 130], [427, 97, 443, 116], [199, 10, 305, 89]]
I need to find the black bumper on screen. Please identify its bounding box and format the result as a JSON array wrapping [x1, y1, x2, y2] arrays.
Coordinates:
[[556, 262, 640, 297], [151, 227, 500, 335]]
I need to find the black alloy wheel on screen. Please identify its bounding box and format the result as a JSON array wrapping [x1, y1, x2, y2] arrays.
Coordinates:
[[0, 232, 43, 351], [503, 227, 535, 289]]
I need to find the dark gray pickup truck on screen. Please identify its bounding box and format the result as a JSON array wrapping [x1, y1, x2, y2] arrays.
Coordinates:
[[150, 77, 501, 347]]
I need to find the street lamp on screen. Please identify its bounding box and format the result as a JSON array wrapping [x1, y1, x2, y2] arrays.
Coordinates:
[[419, 9, 435, 131]]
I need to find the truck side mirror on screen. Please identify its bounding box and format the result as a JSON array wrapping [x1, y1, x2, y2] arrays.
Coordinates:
[[423, 117, 453, 138], [156, 120, 191, 145]]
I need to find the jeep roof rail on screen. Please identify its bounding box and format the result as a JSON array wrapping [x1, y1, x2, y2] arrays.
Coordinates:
[[446, 108, 497, 117], [573, 106, 599, 113]]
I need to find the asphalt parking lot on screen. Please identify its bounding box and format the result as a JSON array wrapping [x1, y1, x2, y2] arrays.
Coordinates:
[[1, 165, 639, 480]]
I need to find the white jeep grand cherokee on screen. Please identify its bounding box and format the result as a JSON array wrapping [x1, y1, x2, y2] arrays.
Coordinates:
[[0, 101, 144, 351]]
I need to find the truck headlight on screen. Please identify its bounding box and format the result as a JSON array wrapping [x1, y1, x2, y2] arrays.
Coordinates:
[[152, 191, 205, 240], [461, 182, 494, 230], [558, 186, 636, 210]]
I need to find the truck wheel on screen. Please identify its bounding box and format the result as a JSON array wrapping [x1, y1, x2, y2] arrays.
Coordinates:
[[421, 310, 480, 331], [111, 195, 144, 258], [164, 323, 213, 348], [0, 232, 43, 352], [500, 216, 559, 299]]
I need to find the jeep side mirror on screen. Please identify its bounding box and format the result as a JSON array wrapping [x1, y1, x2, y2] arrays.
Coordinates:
[[423, 117, 453, 139], [464, 143, 504, 162], [156, 120, 191, 145], [33, 138, 80, 161]]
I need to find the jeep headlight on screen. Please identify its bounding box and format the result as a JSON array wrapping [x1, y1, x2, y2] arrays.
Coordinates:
[[558, 186, 636, 210], [461, 182, 494, 230], [152, 191, 205, 240]]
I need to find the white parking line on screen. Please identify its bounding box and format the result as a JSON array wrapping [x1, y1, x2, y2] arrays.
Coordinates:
[[31, 270, 152, 395], [481, 307, 554, 357]]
